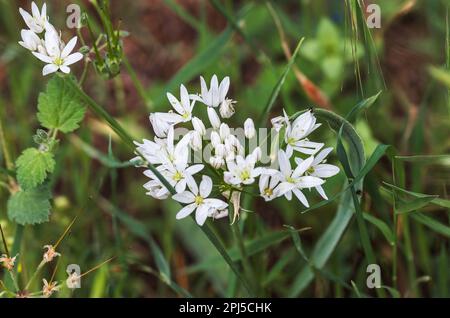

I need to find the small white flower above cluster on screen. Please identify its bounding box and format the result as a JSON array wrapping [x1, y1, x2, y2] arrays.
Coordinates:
[[18, 2, 83, 76]]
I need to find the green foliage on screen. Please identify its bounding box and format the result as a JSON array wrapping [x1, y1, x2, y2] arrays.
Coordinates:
[[15, 147, 55, 190], [37, 76, 86, 133], [7, 185, 52, 225]]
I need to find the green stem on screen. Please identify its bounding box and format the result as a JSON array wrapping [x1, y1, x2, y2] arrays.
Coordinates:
[[0, 223, 9, 256], [0, 113, 15, 189], [25, 260, 45, 291], [229, 205, 257, 295], [392, 211, 398, 289]]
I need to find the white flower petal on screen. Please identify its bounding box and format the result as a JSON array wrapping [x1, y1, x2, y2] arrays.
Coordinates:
[[61, 36, 77, 58], [199, 175, 213, 198], [172, 191, 195, 204], [166, 92, 184, 115], [186, 164, 204, 176], [219, 76, 230, 101], [176, 204, 196, 220], [42, 64, 58, 76], [313, 164, 340, 178], [32, 51, 53, 63], [175, 179, 187, 193], [278, 150, 291, 176], [60, 65, 70, 74], [313, 147, 333, 165], [292, 156, 314, 178], [63, 52, 83, 66], [315, 185, 328, 200], [292, 188, 309, 207], [297, 176, 324, 188], [195, 204, 209, 226]]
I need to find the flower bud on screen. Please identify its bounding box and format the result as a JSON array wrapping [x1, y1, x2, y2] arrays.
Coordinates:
[[209, 155, 225, 169], [244, 118, 256, 139], [219, 123, 230, 139], [271, 115, 285, 132], [215, 144, 226, 158], [190, 131, 202, 151], [210, 131, 221, 148], [192, 117, 206, 136], [207, 107, 221, 129]]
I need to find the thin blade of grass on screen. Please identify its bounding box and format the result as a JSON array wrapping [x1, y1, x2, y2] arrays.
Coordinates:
[[258, 37, 305, 125]]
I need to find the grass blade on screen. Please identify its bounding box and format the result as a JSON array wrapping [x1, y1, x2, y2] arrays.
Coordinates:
[[258, 38, 305, 125]]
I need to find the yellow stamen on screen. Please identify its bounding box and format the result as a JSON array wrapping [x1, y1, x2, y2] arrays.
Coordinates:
[[194, 195, 204, 205], [172, 171, 183, 182]]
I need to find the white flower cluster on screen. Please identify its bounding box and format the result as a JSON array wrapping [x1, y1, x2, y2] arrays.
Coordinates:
[[135, 75, 340, 226], [18, 2, 83, 76]]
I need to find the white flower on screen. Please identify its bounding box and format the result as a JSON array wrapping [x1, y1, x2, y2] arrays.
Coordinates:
[[258, 168, 281, 201], [149, 112, 183, 138], [173, 175, 228, 226], [166, 84, 195, 122], [42, 279, 59, 298], [189, 131, 202, 151], [143, 169, 173, 200], [18, 29, 43, 52], [210, 209, 228, 220], [270, 110, 288, 132], [43, 245, 60, 263], [0, 254, 18, 271], [19, 2, 47, 33], [275, 150, 324, 207], [285, 110, 323, 157], [32, 33, 83, 76], [224, 148, 262, 186], [207, 107, 221, 129], [162, 153, 204, 193], [134, 137, 165, 165], [192, 117, 206, 136], [157, 126, 192, 167], [244, 118, 256, 139], [193, 75, 230, 108], [219, 99, 236, 118], [295, 147, 340, 200]]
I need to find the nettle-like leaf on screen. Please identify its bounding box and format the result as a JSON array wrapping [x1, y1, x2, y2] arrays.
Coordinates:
[[16, 147, 55, 189], [7, 185, 52, 225], [37, 76, 86, 133]]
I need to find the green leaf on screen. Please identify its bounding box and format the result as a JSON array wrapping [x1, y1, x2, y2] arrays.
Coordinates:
[[410, 212, 450, 238], [346, 91, 382, 122], [383, 182, 450, 210], [363, 213, 394, 245], [7, 185, 52, 225], [16, 148, 55, 189], [37, 76, 86, 133], [289, 108, 366, 297]]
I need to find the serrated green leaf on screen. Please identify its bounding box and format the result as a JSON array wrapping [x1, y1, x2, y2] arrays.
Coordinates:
[[16, 148, 55, 189], [7, 185, 52, 225], [37, 76, 86, 133]]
